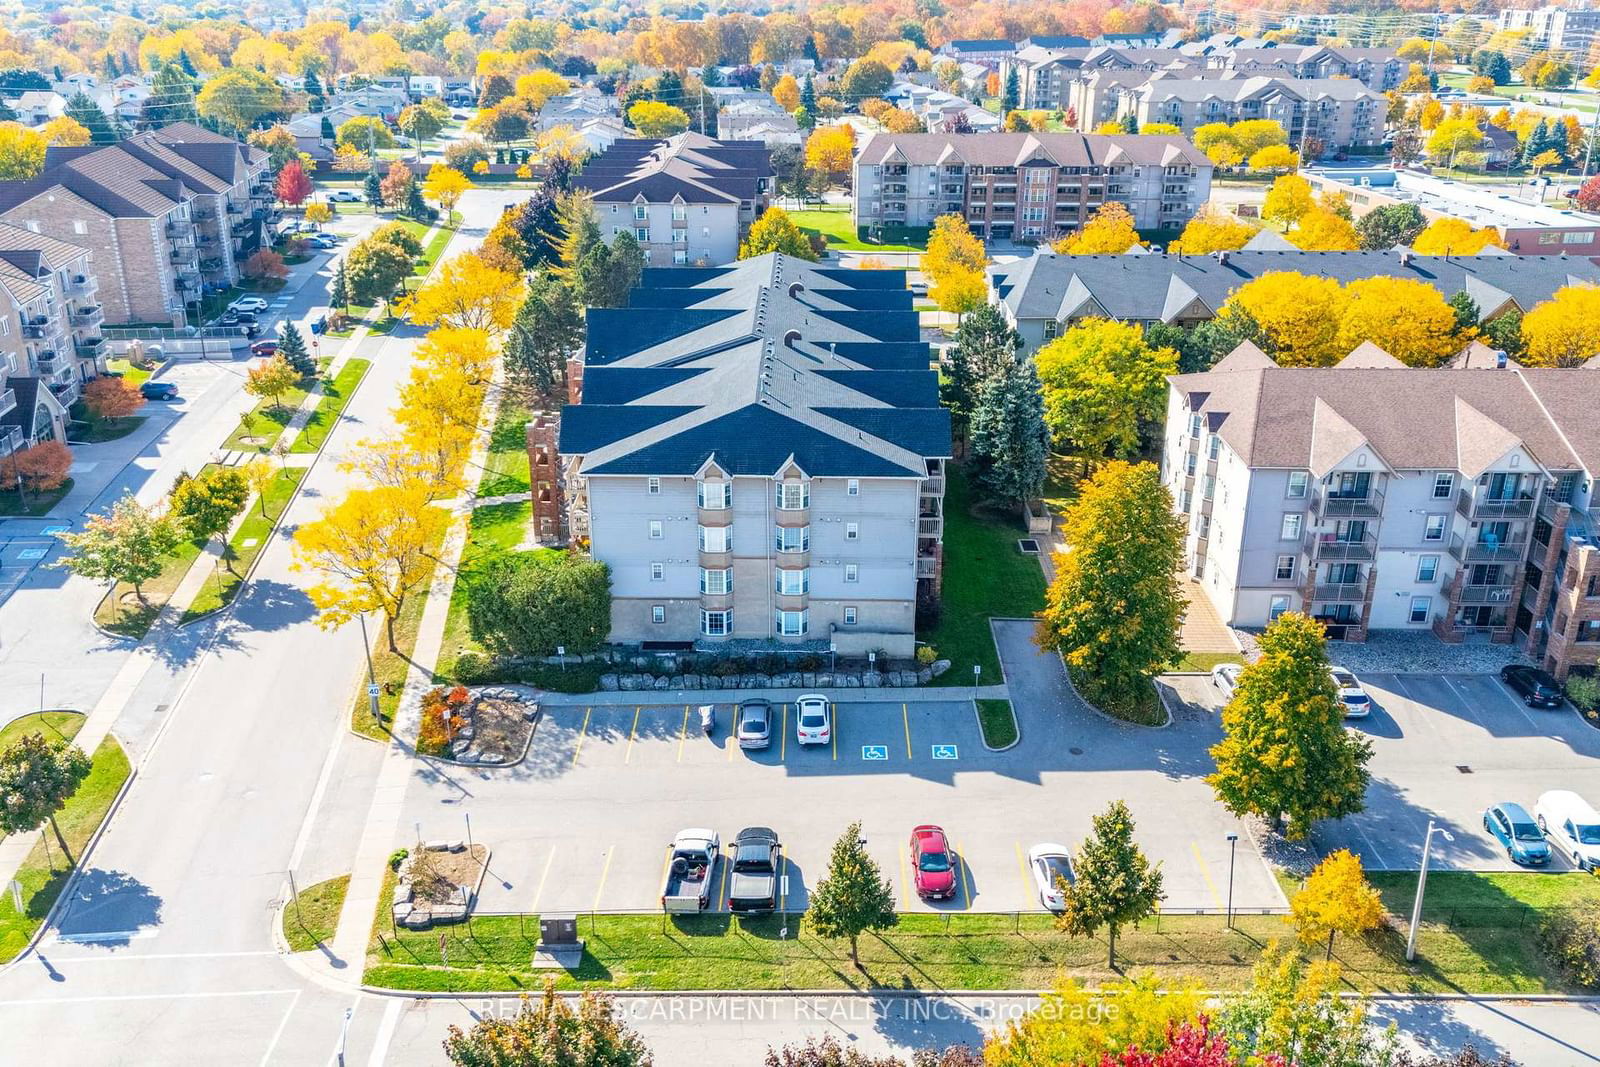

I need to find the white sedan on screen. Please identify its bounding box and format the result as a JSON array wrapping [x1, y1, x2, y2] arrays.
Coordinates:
[[795, 693, 831, 746], [1330, 667, 1372, 718], [1211, 663, 1243, 701], [1027, 843, 1074, 911]]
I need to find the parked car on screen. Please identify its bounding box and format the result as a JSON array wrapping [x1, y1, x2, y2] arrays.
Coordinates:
[[326, 190, 362, 202], [908, 280, 928, 297], [1027, 843, 1074, 912], [1535, 790, 1600, 871], [659, 828, 721, 913], [1502, 664, 1564, 708], [249, 340, 279, 358], [727, 827, 782, 913], [1330, 667, 1372, 719], [1211, 663, 1243, 701], [736, 700, 772, 750], [795, 693, 831, 746], [139, 381, 178, 400], [307, 234, 340, 249], [1483, 802, 1551, 866], [229, 296, 268, 314], [910, 824, 956, 900]]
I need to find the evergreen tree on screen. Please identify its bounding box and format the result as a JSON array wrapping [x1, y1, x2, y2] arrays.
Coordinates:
[[65, 92, 117, 144], [403, 181, 432, 221], [1354, 201, 1427, 250], [1057, 801, 1164, 968], [277, 322, 315, 376], [806, 822, 897, 969], [1119, 112, 1139, 134], [968, 360, 1050, 509], [320, 115, 335, 141], [363, 170, 383, 208], [1447, 290, 1480, 333], [700, 64, 723, 88], [575, 231, 644, 308], [1523, 119, 1550, 167], [942, 303, 1021, 424], [0, 99, 14, 123], [145, 63, 198, 127], [1001, 68, 1020, 113], [330, 260, 349, 313], [303, 67, 324, 101], [504, 274, 584, 403], [177, 50, 197, 77], [800, 74, 817, 113], [1483, 307, 1526, 360]]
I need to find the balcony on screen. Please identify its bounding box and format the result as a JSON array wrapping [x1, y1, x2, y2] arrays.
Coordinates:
[[1448, 532, 1527, 563], [1304, 530, 1377, 562], [21, 324, 44, 338], [76, 336, 105, 359], [0, 426, 21, 457], [71, 305, 103, 327], [226, 203, 243, 216], [1457, 485, 1536, 519], [201, 258, 226, 273], [916, 555, 938, 579], [64, 274, 93, 297], [165, 220, 192, 237], [49, 379, 80, 408], [1311, 582, 1367, 602], [917, 516, 941, 536], [1459, 584, 1516, 604], [36, 352, 66, 376], [1315, 482, 1386, 520], [0, 388, 14, 418]]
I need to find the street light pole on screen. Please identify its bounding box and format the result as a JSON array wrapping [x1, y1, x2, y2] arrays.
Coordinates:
[[1225, 832, 1239, 929], [358, 612, 380, 724], [1406, 819, 1454, 961]]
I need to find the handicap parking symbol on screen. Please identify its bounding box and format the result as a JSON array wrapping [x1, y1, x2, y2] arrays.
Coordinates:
[[861, 745, 889, 761], [931, 744, 959, 760]]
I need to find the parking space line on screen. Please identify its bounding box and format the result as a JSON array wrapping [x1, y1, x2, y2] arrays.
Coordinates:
[[569, 708, 592, 768], [1014, 841, 1032, 905], [658, 847, 673, 902], [593, 845, 615, 911], [1190, 841, 1223, 909], [956, 839, 972, 909], [1488, 675, 1549, 734], [780, 704, 787, 761], [902, 703, 912, 760], [677, 705, 689, 762], [624, 706, 641, 763], [531, 850, 555, 911], [1442, 676, 1487, 731], [832, 703, 838, 761], [717, 848, 730, 910]]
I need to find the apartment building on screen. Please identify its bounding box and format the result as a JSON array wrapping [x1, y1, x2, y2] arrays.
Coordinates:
[[1123, 76, 1385, 149], [542, 254, 950, 657], [1201, 46, 1406, 91], [1163, 341, 1600, 679], [0, 123, 271, 326], [990, 249, 1600, 353], [540, 91, 621, 131], [1005, 46, 1189, 111], [0, 222, 107, 451], [1497, 3, 1600, 56], [576, 133, 773, 267], [853, 132, 1212, 241]]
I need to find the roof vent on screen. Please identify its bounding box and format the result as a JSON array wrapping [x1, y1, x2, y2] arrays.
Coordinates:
[[1399, 249, 1414, 266], [1215, 249, 1230, 265], [783, 329, 801, 348], [788, 281, 804, 298], [1495, 349, 1508, 369]]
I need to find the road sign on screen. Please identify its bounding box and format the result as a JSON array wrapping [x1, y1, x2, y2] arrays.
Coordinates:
[[861, 745, 888, 760], [367, 684, 380, 697], [931, 744, 959, 760], [7, 879, 20, 911]]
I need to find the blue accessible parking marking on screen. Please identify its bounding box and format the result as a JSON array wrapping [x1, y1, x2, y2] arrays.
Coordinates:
[[931, 744, 959, 760], [41, 526, 68, 535], [861, 745, 889, 761]]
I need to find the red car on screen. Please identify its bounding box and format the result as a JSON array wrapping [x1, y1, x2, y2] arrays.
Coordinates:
[[249, 340, 279, 357], [910, 824, 956, 900]]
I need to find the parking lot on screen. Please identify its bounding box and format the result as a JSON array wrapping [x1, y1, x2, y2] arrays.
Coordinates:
[[1162, 670, 1600, 873], [398, 684, 1285, 918]]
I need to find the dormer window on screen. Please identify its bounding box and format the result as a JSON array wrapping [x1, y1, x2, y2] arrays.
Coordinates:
[[633, 203, 647, 221]]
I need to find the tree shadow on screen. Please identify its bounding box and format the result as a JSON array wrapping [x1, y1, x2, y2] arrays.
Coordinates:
[[50, 868, 164, 948]]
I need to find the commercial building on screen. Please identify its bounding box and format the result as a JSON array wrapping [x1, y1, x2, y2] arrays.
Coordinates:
[[576, 133, 772, 267], [852, 131, 1212, 241], [0, 123, 272, 326], [1122, 76, 1386, 149], [1303, 168, 1600, 256], [1163, 342, 1600, 679], [990, 249, 1600, 353], [543, 254, 950, 657]]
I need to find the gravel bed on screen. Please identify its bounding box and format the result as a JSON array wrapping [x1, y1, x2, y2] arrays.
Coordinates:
[[1230, 628, 1531, 675]]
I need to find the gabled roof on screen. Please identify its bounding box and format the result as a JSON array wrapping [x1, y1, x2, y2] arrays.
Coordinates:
[[576, 132, 772, 206], [1337, 341, 1405, 368]]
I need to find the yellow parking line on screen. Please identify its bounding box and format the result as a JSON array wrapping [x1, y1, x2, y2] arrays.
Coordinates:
[[677, 705, 689, 762], [902, 703, 912, 760], [1190, 841, 1224, 909], [727, 705, 736, 761], [956, 839, 973, 909], [831, 703, 838, 761], [1015, 840, 1033, 904], [624, 706, 641, 763], [531, 850, 556, 911], [716, 846, 730, 909], [593, 845, 615, 911], [780, 703, 787, 761], [658, 846, 673, 901], [569, 707, 592, 768]]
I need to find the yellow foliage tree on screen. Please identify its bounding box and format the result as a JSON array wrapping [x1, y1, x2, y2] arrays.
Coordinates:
[[422, 164, 471, 223], [514, 70, 568, 111], [1419, 97, 1445, 130], [303, 202, 334, 227], [929, 269, 986, 317], [1262, 174, 1314, 230], [772, 74, 800, 112], [1288, 208, 1360, 251], [1427, 117, 1483, 162], [387, 327, 494, 495], [1169, 209, 1258, 255], [921, 214, 988, 314], [1053, 202, 1145, 255], [1140, 122, 1181, 135], [1337, 277, 1465, 367], [1223, 271, 1349, 367], [39, 116, 91, 147], [0, 123, 47, 180], [403, 254, 525, 333], [984, 972, 1203, 1067], [1412, 217, 1505, 255], [1249, 144, 1299, 171], [804, 125, 856, 184], [627, 100, 690, 137], [1091, 120, 1123, 135], [1521, 285, 1600, 367], [1289, 849, 1384, 961]]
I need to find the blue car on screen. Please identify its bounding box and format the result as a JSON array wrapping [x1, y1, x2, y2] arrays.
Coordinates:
[[1484, 802, 1551, 866], [139, 380, 178, 401]]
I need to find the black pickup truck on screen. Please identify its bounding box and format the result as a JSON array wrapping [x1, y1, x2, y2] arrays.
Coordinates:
[[727, 827, 783, 913]]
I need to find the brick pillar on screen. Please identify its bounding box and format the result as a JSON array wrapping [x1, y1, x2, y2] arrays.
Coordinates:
[[1433, 569, 1465, 643], [526, 412, 566, 546], [566, 357, 585, 406]]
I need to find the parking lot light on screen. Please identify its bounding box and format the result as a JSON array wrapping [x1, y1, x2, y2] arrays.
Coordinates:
[[1406, 819, 1455, 961], [1225, 833, 1238, 928]]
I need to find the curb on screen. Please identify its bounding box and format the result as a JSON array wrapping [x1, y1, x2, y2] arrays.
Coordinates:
[[971, 697, 1020, 752]]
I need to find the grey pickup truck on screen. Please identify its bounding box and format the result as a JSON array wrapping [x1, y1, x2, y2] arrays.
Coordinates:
[[660, 828, 721, 913], [727, 827, 783, 914]]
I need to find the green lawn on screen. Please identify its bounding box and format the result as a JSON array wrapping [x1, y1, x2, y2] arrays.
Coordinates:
[[106, 358, 152, 387], [975, 698, 1018, 748], [1175, 651, 1243, 673], [0, 711, 83, 754], [282, 874, 350, 953], [437, 502, 563, 685], [0, 479, 73, 517], [288, 359, 371, 454], [414, 223, 456, 275], [1042, 452, 1087, 519], [920, 466, 1047, 685], [0, 734, 132, 963], [790, 206, 927, 252], [476, 398, 533, 498], [364, 870, 1600, 994], [223, 381, 316, 454], [94, 535, 206, 638], [181, 467, 308, 622], [70, 416, 147, 444]]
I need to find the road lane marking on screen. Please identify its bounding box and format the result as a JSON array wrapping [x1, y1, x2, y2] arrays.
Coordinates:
[[956, 838, 972, 909], [261, 989, 303, 1067], [902, 703, 912, 759], [1015, 841, 1033, 906], [624, 706, 641, 763], [367, 996, 404, 1067], [677, 705, 689, 762], [1190, 841, 1223, 909], [569, 707, 592, 767], [0, 989, 300, 1007], [592, 845, 615, 911], [531, 850, 556, 911]]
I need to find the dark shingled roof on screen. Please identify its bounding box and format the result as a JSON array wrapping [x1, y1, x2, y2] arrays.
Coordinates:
[[575, 132, 772, 206], [559, 253, 950, 478]]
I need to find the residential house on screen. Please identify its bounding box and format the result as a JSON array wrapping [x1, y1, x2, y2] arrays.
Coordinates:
[[935, 40, 1016, 67], [884, 83, 1001, 133], [544, 253, 950, 656], [6, 91, 66, 126], [540, 91, 621, 132], [716, 96, 799, 142]]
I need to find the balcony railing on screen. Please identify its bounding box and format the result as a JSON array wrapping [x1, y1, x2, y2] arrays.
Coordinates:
[[0, 388, 15, 418], [1304, 530, 1377, 562], [0, 426, 21, 457], [49, 379, 80, 408], [1448, 532, 1527, 563], [1311, 581, 1367, 602], [65, 274, 92, 296], [76, 337, 105, 359], [1460, 584, 1516, 604], [916, 556, 938, 579], [1315, 482, 1386, 520], [1457, 485, 1536, 519], [71, 306, 102, 327]]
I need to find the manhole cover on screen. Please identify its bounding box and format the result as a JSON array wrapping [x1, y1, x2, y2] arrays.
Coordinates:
[[1069, 746, 1084, 755], [1018, 538, 1040, 554], [1457, 765, 1473, 774]]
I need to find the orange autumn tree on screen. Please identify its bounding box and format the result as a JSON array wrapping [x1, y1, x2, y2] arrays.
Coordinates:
[[0, 440, 72, 501], [82, 377, 147, 420]]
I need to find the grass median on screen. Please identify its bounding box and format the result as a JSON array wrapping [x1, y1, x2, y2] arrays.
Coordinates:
[[94, 535, 206, 638], [975, 698, 1018, 748], [181, 467, 308, 622], [282, 874, 351, 953], [790, 205, 927, 252], [289, 359, 370, 454]]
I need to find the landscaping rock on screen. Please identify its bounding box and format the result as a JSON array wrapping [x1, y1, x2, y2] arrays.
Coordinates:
[[392, 902, 414, 923], [701, 676, 720, 690], [917, 667, 933, 684], [682, 673, 700, 689], [931, 659, 952, 677], [801, 673, 815, 687], [400, 910, 432, 929], [391, 883, 412, 905], [600, 674, 619, 691], [669, 675, 684, 690], [524, 705, 540, 722], [900, 670, 919, 687], [450, 739, 473, 758], [863, 672, 881, 688], [425, 839, 465, 853], [842, 674, 860, 688], [815, 672, 832, 687], [651, 675, 670, 690], [479, 753, 506, 765], [883, 671, 900, 687], [432, 904, 468, 923]]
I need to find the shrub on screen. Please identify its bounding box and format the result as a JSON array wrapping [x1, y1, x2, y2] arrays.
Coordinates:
[[405, 849, 456, 904], [454, 649, 492, 684], [1566, 673, 1600, 712], [916, 645, 938, 666], [416, 686, 459, 756], [466, 552, 611, 657], [388, 847, 409, 871], [1538, 900, 1600, 989]]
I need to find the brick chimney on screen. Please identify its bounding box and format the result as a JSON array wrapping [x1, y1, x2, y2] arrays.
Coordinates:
[[526, 412, 567, 545], [566, 356, 585, 406]]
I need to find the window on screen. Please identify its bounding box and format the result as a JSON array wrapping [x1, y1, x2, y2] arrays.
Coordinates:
[[1188, 412, 1203, 438], [1185, 453, 1197, 476], [1417, 555, 1439, 582], [1207, 434, 1221, 460], [847, 479, 859, 496], [700, 609, 732, 636], [775, 569, 808, 595], [634, 203, 647, 220], [1577, 620, 1600, 642], [1556, 473, 1578, 503], [648, 477, 661, 494], [697, 480, 730, 509], [1424, 514, 1446, 541], [698, 524, 730, 552], [1275, 555, 1296, 581], [652, 605, 666, 624], [673, 249, 688, 264], [1043, 319, 1059, 341], [845, 522, 859, 541], [1409, 596, 1431, 624], [1287, 471, 1309, 498], [1281, 513, 1302, 540], [776, 481, 809, 509], [650, 562, 664, 581], [1433, 472, 1454, 499], [1268, 595, 1291, 621], [1203, 476, 1215, 501], [72, 220, 87, 235], [844, 563, 859, 583], [775, 525, 810, 552], [649, 520, 664, 539], [672, 203, 686, 221], [844, 606, 857, 625], [775, 609, 808, 636], [1196, 515, 1210, 540], [634, 227, 649, 241]]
